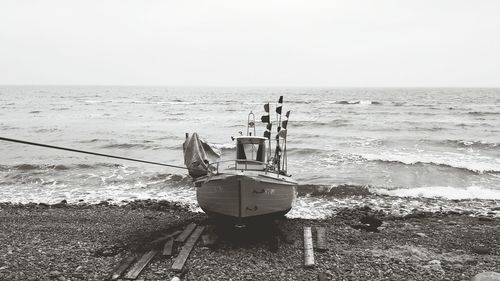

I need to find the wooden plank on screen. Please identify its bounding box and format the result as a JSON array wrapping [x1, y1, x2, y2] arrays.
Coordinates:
[[175, 223, 197, 243], [162, 238, 174, 256], [123, 249, 158, 279], [316, 226, 327, 252], [304, 226, 315, 267], [149, 230, 182, 246], [171, 226, 205, 272], [107, 255, 136, 280]]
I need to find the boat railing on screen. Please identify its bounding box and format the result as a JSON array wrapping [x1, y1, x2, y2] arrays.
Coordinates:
[[208, 159, 272, 174]]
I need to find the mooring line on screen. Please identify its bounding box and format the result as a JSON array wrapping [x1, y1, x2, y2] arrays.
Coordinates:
[[0, 136, 190, 170]]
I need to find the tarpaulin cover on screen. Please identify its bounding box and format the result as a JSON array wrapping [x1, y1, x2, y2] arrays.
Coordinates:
[[182, 133, 220, 178]]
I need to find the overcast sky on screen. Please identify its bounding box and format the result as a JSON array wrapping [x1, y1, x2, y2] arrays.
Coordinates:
[[0, 0, 499, 87]]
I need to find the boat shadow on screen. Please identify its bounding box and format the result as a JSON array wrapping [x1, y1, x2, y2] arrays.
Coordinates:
[[207, 218, 285, 252]]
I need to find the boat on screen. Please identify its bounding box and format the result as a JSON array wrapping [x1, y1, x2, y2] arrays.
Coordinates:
[[183, 96, 297, 221]]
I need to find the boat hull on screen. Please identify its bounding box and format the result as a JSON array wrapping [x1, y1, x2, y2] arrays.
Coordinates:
[[196, 172, 297, 219]]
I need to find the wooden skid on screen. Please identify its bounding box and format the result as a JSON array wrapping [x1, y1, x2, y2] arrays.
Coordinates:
[[175, 223, 197, 243], [107, 255, 136, 280], [316, 227, 327, 252], [149, 230, 182, 246], [163, 238, 174, 256], [123, 249, 158, 279], [304, 227, 315, 267], [171, 226, 205, 272]]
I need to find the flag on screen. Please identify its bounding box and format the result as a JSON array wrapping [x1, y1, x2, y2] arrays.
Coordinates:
[[277, 129, 287, 139], [264, 123, 272, 139], [276, 96, 283, 114], [282, 111, 290, 129], [261, 115, 269, 123], [264, 103, 269, 113]]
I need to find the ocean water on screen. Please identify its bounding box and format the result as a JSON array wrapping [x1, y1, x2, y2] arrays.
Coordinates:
[[0, 86, 499, 218]]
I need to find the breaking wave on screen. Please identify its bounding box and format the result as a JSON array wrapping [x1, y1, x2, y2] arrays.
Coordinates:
[[296, 183, 500, 201], [211, 143, 236, 150], [357, 153, 500, 175], [297, 184, 372, 196], [371, 185, 500, 200], [443, 139, 500, 149]]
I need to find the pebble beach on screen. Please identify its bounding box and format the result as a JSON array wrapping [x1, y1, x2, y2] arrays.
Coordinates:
[[1, 199, 498, 281]]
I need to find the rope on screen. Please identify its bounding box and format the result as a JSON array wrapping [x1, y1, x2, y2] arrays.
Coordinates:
[[0, 136, 190, 170]]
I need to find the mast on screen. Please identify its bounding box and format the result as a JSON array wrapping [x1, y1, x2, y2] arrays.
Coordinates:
[[275, 96, 283, 174], [261, 103, 272, 164]]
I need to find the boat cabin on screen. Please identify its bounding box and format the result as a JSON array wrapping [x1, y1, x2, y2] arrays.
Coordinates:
[[235, 136, 267, 170]]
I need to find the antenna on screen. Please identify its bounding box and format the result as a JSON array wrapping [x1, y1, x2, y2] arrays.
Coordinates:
[[247, 111, 256, 136]]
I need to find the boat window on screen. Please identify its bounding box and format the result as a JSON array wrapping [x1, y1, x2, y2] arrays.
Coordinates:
[[256, 143, 265, 162], [236, 138, 266, 163], [237, 142, 246, 160]]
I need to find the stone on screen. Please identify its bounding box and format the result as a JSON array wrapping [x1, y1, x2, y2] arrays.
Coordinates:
[[423, 260, 443, 272], [472, 246, 491, 255], [416, 232, 427, 238], [49, 271, 61, 277], [52, 200, 67, 208], [471, 271, 500, 281]]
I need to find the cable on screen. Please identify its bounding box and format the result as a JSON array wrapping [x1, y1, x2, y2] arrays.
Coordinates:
[[0, 136, 190, 170]]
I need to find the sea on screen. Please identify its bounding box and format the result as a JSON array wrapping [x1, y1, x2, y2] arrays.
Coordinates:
[[1, 86, 499, 218]]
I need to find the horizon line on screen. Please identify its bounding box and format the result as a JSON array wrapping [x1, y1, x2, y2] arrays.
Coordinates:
[[1, 84, 499, 89]]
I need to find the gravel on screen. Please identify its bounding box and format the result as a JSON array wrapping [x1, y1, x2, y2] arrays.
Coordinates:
[[0, 200, 498, 280]]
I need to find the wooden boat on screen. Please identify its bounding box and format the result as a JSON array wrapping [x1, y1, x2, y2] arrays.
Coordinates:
[[184, 97, 297, 220]]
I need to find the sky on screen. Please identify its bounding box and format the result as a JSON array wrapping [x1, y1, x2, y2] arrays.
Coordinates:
[[0, 0, 499, 87]]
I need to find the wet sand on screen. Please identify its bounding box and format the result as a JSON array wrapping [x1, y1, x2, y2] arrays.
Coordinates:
[[0, 200, 498, 280]]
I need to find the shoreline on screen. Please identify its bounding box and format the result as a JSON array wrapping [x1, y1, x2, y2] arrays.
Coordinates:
[[0, 200, 499, 280]]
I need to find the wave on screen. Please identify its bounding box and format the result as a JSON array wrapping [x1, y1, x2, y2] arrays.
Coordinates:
[[443, 139, 500, 149], [100, 143, 155, 149], [392, 101, 406, 106], [286, 147, 324, 156], [296, 183, 500, 200], [78, 138, 109, 143], [357, 153, 500, 175], [291, 119, 350, 128], [0, 163, 122, 171], [297, 184, 372, 196], [328, 100, 382, 105], [371, 186, 500, 200], [34, 128, 61, 133], [468, 111, 500, 116], [211, 143, 236, 150]]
